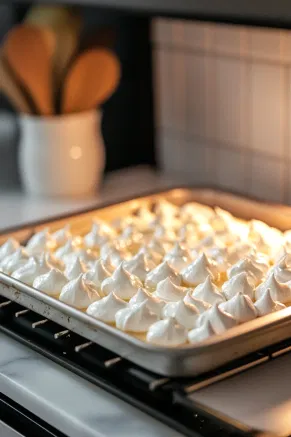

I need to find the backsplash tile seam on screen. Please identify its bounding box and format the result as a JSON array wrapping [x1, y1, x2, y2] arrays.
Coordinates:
[[152, 43, 291, 67]]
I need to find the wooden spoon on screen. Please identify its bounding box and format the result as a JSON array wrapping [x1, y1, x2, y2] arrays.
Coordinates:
[[3, 26, 56, 116], [25, 6, 82, 95], [0, 54, 32, 113], [62, 48, 121, 114]]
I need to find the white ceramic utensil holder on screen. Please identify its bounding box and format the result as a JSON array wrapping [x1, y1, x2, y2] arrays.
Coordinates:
[[19, 109, 105, 196]]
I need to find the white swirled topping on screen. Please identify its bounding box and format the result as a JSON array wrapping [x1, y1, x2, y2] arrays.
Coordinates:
[[115, 301, 158, 332], [162, 300, 199, 329], [55, 239, 77, 261], [227, 257, 267, 285], [206, 246, 230, 273], [181, 253, 219, 287], [12, 254, 52, 285], [164, 242, 191, 272], [39, 251, 64, 271], [64, 257, 87, 280], [0, 238, 19, 262], [136, 246, 161, 266], [188, 321, 217, 343], [145, 261, 182, 290], [84, 221, 115, 249], [183, 291, 211, 313], [148, 238, 167, 257], [26, 229, 56, 255], [0, 247, 29, 274], [220, 292, 257, 323], [83, 259, 111, 287], [87, 292, 127, 323], [192, 276, 225, 305], [227, 242, 254, 264], [103, 246, 130, 269], [101, 263, 142, 300], [272, 255, 291, 283], [255, 272, 291, 304], [123, 253, 155, 282], [197, 304, 238, 334], [222, 272, 255, 301], [146, 318, 187, 346], [52, 225, 72, 246], [64, 249, 97, 267], [254, 289, 286, 316], [153, 224, 176, 243], [33, 268, 67, 296], [59, 274, 100, 308], [129, 288, 165, 316], [153, 277, 186, 302], [272, 243, 291, 264]]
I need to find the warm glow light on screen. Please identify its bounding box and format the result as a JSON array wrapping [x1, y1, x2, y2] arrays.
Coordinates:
[[70, 146, 82, 160]]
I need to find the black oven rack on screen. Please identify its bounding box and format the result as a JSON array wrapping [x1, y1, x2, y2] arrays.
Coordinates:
[[0, 296, 285, 437]]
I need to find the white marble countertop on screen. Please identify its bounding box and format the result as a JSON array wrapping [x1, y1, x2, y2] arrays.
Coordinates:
[[0, 167, 183, 437]]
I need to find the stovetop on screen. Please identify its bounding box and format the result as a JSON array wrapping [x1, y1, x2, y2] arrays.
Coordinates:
[[0, 295, 289, 437]]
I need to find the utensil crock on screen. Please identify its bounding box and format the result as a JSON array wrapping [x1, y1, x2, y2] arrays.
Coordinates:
[[19, 109, 105, 196]]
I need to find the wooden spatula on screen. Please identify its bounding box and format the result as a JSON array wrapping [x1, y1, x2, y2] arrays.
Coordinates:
[[4, 26, 56, 116], [0, 54, 32, 113], [62, 48, 121, 114]]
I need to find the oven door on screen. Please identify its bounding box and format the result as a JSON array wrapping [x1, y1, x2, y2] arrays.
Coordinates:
[[0, 393, 66, 437]]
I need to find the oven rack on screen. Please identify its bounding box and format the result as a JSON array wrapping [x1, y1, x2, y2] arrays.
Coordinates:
[[0, 295, 285, 437]]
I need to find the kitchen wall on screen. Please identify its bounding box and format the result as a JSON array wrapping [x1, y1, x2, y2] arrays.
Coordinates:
[[152, 18, 291, 204]]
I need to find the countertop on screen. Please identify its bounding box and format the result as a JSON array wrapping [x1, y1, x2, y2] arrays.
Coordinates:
[[0, 167, 182, 437]]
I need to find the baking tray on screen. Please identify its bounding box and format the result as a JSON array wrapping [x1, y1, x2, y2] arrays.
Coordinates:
[[1, 187, 291, 377]]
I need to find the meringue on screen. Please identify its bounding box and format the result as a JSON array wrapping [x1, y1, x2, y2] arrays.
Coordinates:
[[272, 243, 291, 264], [64, 249, 97, 267], [33, 268, 67, 296], [0, 247, 29, 274], [164, 242, 191, 272], [39, 251, 64, 271], [83, 259, 111, 287], [254, 289, 286, 316], [102, 246, 129, 269], [181, 253, 219, 287], [227, 257, 267, 285], [255, 272, 291, 304], [26, 229, 55, 255], [54, 239, 77, 261], [273, 255, 291, 283], [129, 288, 165, 316], [145, 261, 182, 290], [220, 292, 257, 323], [123, 253, 155, 282], [59, 274, 100, 309], [101, 263, 142, 300], [115, 301, 158, 332], [52, 225, 71, 246], [84, 222, 114, 249], [12, 255, 52, 285], [64, 257, 87, 280], [153, 277, 186, 302], [87, 292, 127, 323], [188, 321, 217, 343], [148, 238, 167, 256], [146, 318, 187, 346], [222, 272, 255, 301], [192, 276, 225, 305], [0, 238, 19, 262], [162, 300, 199, 329], [183, 291, 211, 313], [197, 304, 238, 334]]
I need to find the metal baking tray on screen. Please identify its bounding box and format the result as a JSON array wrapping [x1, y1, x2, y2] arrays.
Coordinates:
[[1, 187, 291, 377]]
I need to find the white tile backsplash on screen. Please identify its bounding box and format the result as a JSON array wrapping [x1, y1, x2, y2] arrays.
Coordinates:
[[216, 58, 248, 148], [152, 18, 291, 204], [186, 54, 206, 137], [216, 148, 247, 193], [211, 23, 248, 57], [250, 64, 285, 158], [249, 155, 285, 202]]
